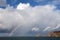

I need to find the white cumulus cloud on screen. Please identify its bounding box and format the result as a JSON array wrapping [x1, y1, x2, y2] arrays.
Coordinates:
[[17, 3, 30, 10], [0, 3, 60, 36]]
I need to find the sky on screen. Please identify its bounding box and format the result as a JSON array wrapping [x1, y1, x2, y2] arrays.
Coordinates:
[[0, 0, 60, 9], [0, 0, 60, 36]]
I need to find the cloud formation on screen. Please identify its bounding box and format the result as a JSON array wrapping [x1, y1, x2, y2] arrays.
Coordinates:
[[17, 3, 30, 10], [0, 0, 7, 7], [0, 3, 60, 36]]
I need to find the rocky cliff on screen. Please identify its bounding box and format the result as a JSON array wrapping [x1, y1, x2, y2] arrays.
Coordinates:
[[48, 31, 60, 37]]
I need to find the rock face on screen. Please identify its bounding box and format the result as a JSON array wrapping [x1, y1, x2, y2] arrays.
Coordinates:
[[48, 31, 60, 37]]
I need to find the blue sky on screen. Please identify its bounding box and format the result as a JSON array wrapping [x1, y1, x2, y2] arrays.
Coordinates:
[[7, 0, 51, 6], [6, 0, 60, 9], [6, 0, 52, 7], [0, 0, 59, 9]]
